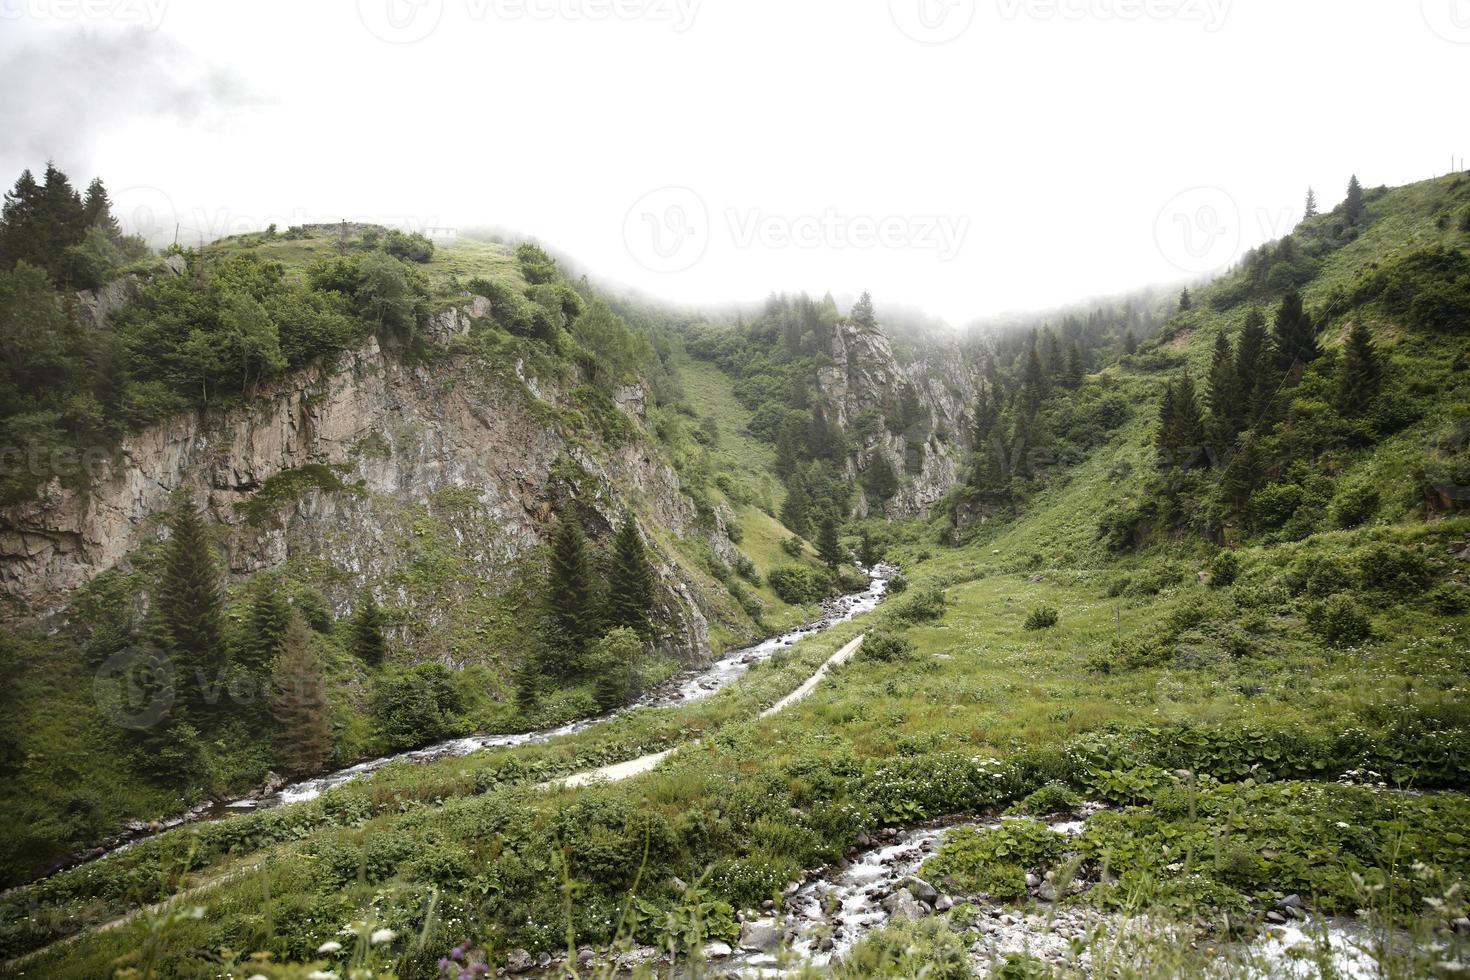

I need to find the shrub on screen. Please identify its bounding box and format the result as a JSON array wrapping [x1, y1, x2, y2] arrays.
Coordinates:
[[1307, 594, 1373, 646], [767, 566, 828, 605], [1357, 542, 1431, 596], [1010, 781, 1080, 817], [885, 571, 908, 594], [1331, 481, 1380, 528], [1022, 606, 1059, 631], [838, 917, 972, 980], [1209, 551, 1239, 587], [893, 586, 946, 624], [780, 536, 805, 558], [859, 630, 916, 663], [921, 819, 1065, 897]]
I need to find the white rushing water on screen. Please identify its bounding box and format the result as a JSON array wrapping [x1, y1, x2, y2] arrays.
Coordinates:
[[96, 565, 889, 856]]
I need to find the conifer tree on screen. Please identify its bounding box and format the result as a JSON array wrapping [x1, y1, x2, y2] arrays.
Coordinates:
[[1157, 373, 1205, 469], [270, 615, 332, 775], [1205, 332, 1244, 449], [1179, 287, 1193, 312], [1344, 174, 1365, 225], [240, 578, 292, 672], [1220, 436, 1264, 511], [0, 169, 42, 270], [1020, 340, 1046, 416], [850, 291, 876, 329], [817, 517, 843, 569], [544, 509, 599, 674], [1123, 328, 1138, 356], [1064, 341, 1085, 388], [1044, 331, 1064, 377], [82, 178, 120, 238], [781, 471, 811, 537], [1336, 320, 1382, 416], [969, 383, 998, 448], [1273, 289, 1320, 370], [157, 498, 226, 719], [607, 511, 656, 636], [1304, 187, 1318, 219], [348, 591, 387, 667]]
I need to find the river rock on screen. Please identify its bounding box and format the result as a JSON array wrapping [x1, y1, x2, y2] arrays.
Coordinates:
[[260, 771, 286, 795], [740, 918, 781, 952], [702, 941, 732, 958], [1265, 911, 1288, 925], [900, 875, 938, 904], [935, 895, 953, 911], [882, 889, 926, 922], [505, 948, 532, 973]]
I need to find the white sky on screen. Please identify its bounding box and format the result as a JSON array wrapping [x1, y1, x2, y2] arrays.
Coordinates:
[[0, 0, 1466, 324]]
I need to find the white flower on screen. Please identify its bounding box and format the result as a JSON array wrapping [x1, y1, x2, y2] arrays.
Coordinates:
[[370, 927, 397, 945], [317, 940, 344, 954], [1335, 821, 1350, 829], [307, 972, 338, 980]]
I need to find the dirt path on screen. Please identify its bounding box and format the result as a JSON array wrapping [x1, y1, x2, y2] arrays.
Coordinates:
[[542, 634, 864, 790]]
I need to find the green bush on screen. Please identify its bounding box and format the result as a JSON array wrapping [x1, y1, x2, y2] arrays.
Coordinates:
[[1022, 606, 1059, 630], [1209, 550, 1239, 587], [921, 819, 1065, 898], [1356, 542, 1431, 596], [893, 585, 947, 623], [1331, 481, 1380, 528], [1307, 594, 1373, 646], [1009, 781, 1080, 816], [767, 565, 828, 605], [858, 630, 916, 663]]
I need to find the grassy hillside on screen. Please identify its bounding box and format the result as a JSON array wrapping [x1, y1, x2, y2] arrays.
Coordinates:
[[4, 176, 1469, 977]]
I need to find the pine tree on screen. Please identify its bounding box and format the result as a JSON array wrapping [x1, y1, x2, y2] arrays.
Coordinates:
[[1205, 332, 1244, 450], [270, 615, 332, 776], [1344, 174, 1365, 225], [1220, 436, 1264, 511], [348, 591, 387, 667], [1123, 328, 1138, 355], [514, 648, 542, 711], [156, 499, 226, 719], [969, 384, 998, 447], [1179, 287, 1193, 312], [544, 509, 600, 675], [1304, 187, 1318, 219], [240, 579, 292, 672], [850, 291, 876, 330], [780, 471, 811, 537], [1157, 373, 1205, 469], [1273, 289, 1320, 370], [82, 178, 121, 238], [1044, 331, 1064, 377], [857, 529, 879, 567], [1064, 341, 1085, 388], [0, 169, 42, 270], [1020, 340, 1046, 416], [817, 518, 843, 569], [607, 511, 655, 636], [1336, 320, 1382, 416]]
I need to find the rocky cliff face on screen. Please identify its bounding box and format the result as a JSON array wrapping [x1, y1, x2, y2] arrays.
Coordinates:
[[814, 322, 977, 518], [0, 305, 734, 663]]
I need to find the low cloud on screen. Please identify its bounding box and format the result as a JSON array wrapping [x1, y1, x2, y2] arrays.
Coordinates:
[[0, 27, 267, 176]]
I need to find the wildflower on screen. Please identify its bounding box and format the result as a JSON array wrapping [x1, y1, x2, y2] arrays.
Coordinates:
[[317, 940, 344, 954], [1335, 821, 1350, 829], [370, 927, 397, 944]]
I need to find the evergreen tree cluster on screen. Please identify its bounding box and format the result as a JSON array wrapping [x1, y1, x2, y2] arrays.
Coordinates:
[[518, 508, 659, 708], [0, 163, 147, 289]]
